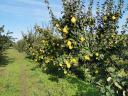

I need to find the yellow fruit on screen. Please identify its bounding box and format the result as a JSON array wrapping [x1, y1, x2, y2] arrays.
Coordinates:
[[69, 45, 73, 49], [71, 58, 78, 66], [103, 16, 107, 21], [65, 60, 71, 68], [71, 58, 77, 63], [80, 37, 85, 42], [66, 40, 72, 46], [64, 70, 67, 74], [112, 16, 116, 20], [71, 16, 76, 23], [32, 53, 35, 55], [45, 59, 49, 64], [95, 52, 99, 57], [59, 63, 63, 67], [66, 40, 73, 49], [84, 55, 91, 61], [63, 26, 68, 34]]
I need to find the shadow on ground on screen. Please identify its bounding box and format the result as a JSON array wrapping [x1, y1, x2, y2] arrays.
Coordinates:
[[0, 53, 14, 67], [47, 74, 100, 96], [48, 75, 59, 83], [66, 76, 100, 96]]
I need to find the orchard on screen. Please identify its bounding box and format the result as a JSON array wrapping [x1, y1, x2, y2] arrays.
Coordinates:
[[14, 0, 128, 96], [0, 26, 12, 57]]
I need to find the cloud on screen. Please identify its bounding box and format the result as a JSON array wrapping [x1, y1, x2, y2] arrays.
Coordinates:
[[16, 0, 43, 6], [0, 1, 44, 16], [0, 0, 62, 19], [0, 0, 63, 40]]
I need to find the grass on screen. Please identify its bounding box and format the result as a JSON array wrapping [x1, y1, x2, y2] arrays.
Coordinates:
[[0, 49, 20, 96], [0, 48, 99, 96]]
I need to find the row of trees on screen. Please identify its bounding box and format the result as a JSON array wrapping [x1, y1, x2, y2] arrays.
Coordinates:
[[0, 26, 13, 57], [16, 0, 128, 96]]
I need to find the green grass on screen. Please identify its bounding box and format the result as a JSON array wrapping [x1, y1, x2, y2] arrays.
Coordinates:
[[27, 66, 99, 96], [0, 48, 99, 96], [0, 49, 20, 96]]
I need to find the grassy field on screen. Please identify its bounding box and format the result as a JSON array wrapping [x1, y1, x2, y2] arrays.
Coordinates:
[[0, 48, 99, 96]]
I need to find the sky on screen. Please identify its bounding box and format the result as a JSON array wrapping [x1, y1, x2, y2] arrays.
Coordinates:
[[0, 0, 127, 41], [0, 0, 62, 41]]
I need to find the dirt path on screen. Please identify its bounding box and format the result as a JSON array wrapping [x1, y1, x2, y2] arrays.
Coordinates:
[[13, 51, 30, 96], [20, 63, 29, 96]]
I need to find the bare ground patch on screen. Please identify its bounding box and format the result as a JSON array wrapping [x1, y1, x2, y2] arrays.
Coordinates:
[[19, 63, 29, 96]]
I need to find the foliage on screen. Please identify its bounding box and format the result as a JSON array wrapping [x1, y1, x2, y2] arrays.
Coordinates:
[[16, 0, 128, 96], [0, 49, 99, 96], [44, 0, 128, 95], [0, 25, 13, 56]]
